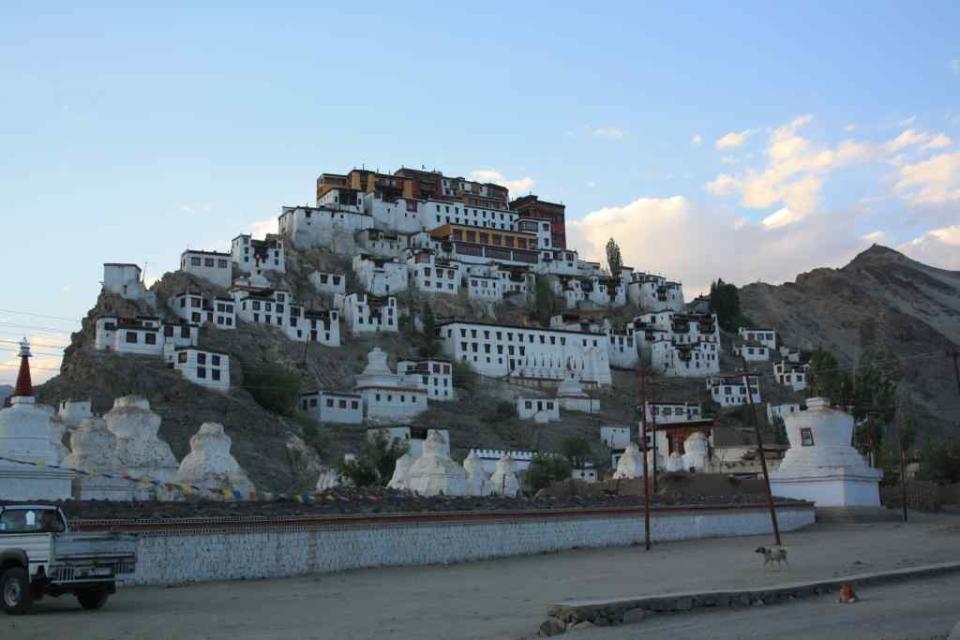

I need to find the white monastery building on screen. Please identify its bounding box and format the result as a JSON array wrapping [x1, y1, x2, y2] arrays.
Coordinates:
[[397, 359, 454, 401], [300, 391, 364, 424], [738, 328, 777, 350], [774, 360, 809, 391], [437, 321, 612, 386], [515, 397, 560, 423], [707, 375, 762, 407], [309, 270, 347, 295], [102, 263, 153, 302], [335, 293, 398, 334], [180, 249, 233, 289], [166, 347, 230, 391], [354, 348, 428, 422], [168, 291, 236, 330], [232, 234, 285, 276], [95, 316, 198, 355]]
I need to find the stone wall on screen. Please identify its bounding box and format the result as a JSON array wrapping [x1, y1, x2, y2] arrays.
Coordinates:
[[126, 505, 813, 586]]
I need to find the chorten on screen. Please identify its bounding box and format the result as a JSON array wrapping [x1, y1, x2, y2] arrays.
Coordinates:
[[64, 416, 130, 500], [771, 398, 882, 507], [406, 430, 467, 496], [613, 442, 645, 479], [176, 423, 255, 497], [463, 450, 492, 496], [103, 395, 179, 499], [0, 339, 72, 500], [489, 453, 521, 497], [387, 452, 415, 490]]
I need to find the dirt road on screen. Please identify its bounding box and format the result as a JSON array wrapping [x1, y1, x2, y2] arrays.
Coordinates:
[[3, 514, 958, 639]]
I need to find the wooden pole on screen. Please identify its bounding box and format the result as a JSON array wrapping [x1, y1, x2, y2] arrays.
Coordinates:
[[650, 370, 658, 493], [638, 362, 651, 551], [894, 408, 909, 523], [740, 355, 781, 546]]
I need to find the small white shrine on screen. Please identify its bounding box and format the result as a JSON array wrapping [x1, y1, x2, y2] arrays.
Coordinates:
[[770, 397, 882, 507], [613, 442, 645, 479], [0, 340, 72, 500], [489, 454, 521, 497], [176, 423, 255, 496], [463, 450, 492, 496], [103, 395, 179, 500], [405, 430, 468, 497], [556, 373, 600, 414]]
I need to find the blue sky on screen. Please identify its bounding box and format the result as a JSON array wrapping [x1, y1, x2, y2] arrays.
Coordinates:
[[1, 2, 958, 383]]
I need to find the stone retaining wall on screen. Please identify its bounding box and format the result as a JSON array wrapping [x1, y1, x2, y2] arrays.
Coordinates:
[[127, 504, 814, 586]]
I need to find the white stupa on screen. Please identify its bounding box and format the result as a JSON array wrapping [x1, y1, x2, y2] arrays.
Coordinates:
[[664, 451, 685, 472], [315, 466, 342, 492], [0, 340, 72, 500], [64, 416, 130, 500], [556, 372, 600, 413], [406, 430, 468, 496], [463, 450, 492, 496], [613, 442, 645, 479], [387, 452, 415, 490], [489, 454, 521, 497], [176, 423, 255, 497], [103, 395, 179, 499], [771, 397, 882, 507], [681, 432, 709, 472]]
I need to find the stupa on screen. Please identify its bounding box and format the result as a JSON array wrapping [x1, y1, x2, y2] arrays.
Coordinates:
[[103, 395, 179, 499], [556, 372, 600, 413], [463, 450, 492, 496], [387, 452, 415, 490], [64, 416, 129, 500], [406, 430, 467, 496], [771, 398, 882, 506], [613, 442, 645, 479], [488, 454, 521, 496], [681, 432, 709, 472], [176, 423, 255, 497], [0, 339, 72, 500]]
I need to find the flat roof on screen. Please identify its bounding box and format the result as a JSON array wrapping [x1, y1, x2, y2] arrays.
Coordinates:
[[182, 249, 231, 257], [437, 319, 606, 337]]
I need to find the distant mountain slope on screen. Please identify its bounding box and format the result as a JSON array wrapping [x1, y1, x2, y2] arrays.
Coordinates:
[[0, 384, 12, 407], [739, 245, 960, 436]]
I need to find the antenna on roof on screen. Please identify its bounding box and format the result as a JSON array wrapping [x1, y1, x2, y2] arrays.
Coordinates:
[[142, 261, 148, 284]]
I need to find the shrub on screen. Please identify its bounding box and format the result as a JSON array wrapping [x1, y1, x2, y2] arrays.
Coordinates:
[[452, 359, 479, 391], [481, 400, 516, 424], [526, 453, 572, 492], [242, 359, 302, 416]]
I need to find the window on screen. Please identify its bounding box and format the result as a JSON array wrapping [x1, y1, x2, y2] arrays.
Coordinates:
[[197, 367, 207, 379], [145, 333, 156, 345], [211, 369, 221, 381], [191, 257, 201, 266], [800, 428, 815, 447], [204, 258, 215, 267], [218, 259, 228, 268], [125, 331, 138, 344]]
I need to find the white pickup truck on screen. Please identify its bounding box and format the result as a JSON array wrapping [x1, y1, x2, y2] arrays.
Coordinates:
[[1, 504, 137, 614]]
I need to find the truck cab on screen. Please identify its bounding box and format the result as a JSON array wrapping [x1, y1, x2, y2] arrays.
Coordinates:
[[1, 504, 137, 614]]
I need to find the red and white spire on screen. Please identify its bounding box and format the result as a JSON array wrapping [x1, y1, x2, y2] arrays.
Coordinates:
[[12, 337, 33, 401]]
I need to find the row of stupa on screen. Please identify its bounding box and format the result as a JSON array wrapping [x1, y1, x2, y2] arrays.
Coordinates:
[[0, 340, 254, 501], [385, 430, 521, 497]]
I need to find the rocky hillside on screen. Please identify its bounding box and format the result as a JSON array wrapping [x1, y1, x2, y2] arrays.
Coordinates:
[[739, 245, 960, 436]]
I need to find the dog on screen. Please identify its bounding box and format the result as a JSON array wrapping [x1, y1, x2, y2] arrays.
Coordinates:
[[755, 545, 789, 569], [838, 583, 858, 604]]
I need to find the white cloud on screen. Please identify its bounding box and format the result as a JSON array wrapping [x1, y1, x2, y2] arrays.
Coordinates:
[[701, 115, 956, 224], [899, 115, 917, 127], [567, 196, 864, 296], [691, 134, 703, 145], [761, 207, 804, 229], [715, 129, 752, 149], [899, 225, 960, 269], [592, 126, 626, 140], [468, 169, 535, 194], [844, 124, 857, 132], [248, 217, 277, 239], [862, 230, 886, 244], [893, 151, 960, 204]]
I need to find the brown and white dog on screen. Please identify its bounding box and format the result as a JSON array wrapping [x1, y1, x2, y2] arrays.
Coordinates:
[[838, 583, 858, 604], [755, 545, 789, 568]]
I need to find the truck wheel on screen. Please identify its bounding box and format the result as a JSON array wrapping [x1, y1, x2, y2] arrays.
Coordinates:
[[76, 588, 109, 610], [1, 567, 32, 615]]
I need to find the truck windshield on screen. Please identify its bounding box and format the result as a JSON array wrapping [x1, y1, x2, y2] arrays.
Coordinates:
[[0, 508, 66, 533]]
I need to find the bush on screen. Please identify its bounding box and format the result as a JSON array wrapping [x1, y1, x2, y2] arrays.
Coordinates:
[[242, 359, 302, 416], [526, 453, 572, 492], [335, 430, 409, 488], [481, 400, 516, 424], [452, 360, 479, 391]]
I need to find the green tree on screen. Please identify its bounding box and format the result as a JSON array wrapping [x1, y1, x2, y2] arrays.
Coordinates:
[[605, 238, 623, 276], [242, 359, 302, 416], [525, 453, 572, 492], [532, 275, 556, 327], [481, 400, 517, 424], [419, 302, 440, 357], [917, 437, 960, 484], [336, 430, 409, 488], [709, 279, 741, 332], [452, 359, 479, 392], [562, 436, 592, 468]]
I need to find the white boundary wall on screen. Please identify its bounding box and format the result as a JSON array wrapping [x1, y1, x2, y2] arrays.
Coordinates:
[[124, 505, 813, 585]]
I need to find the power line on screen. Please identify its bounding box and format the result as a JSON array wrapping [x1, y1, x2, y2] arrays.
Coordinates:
[[0, 307, 82, 323]]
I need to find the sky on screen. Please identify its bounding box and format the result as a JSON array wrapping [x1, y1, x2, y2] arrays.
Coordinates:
[[1, 1, 958, 384]]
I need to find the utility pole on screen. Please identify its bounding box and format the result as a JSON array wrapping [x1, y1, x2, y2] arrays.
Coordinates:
[[649, 369, 658, 493], [740, 355, 781, 547], [892, 405, 909, 523], [638, 362, 651, 551], [949, 350, 960, 396]]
